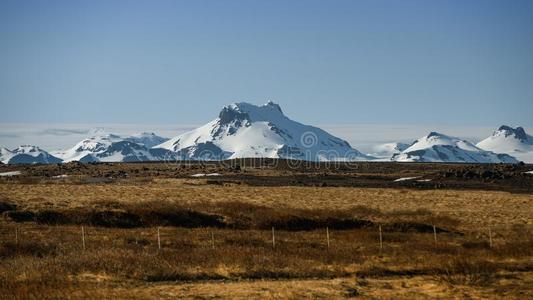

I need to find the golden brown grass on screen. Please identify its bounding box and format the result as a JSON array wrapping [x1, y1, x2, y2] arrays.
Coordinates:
[[1, 179, 532, 229], [0, 179, 532, 299], [1, 220, 531, 299]]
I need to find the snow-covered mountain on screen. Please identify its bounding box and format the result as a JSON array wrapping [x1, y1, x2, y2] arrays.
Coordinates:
[[368, 142, 409, 160], [0, 145, 62, 164], [125, 132, 169, 148], [157, 101, 370, 161], [53, 133, 174, 163], [476, 126, 533, 163], [391, 132, 518, 163]]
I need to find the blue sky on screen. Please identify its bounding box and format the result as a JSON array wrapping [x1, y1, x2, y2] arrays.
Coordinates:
[[1, 0, 532, 127]]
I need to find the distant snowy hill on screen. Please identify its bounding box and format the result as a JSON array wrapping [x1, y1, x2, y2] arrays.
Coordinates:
[[391, 132, 518, 163], [368, 142, 409, 160], [125, 132, 169, 148], [476, 126, 533, 163], [0, 145, 62, 164], [53, 133, 174, 163], [157, 101, 370, 161]]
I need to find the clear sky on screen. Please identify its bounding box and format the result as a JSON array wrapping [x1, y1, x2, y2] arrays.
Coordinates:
[[1, 0, 532, 126]]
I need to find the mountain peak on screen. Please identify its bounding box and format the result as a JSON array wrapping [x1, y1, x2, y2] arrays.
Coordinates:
[[498, 125, 513, 131], [218, 101, 287, 126], [1, 145, 62, 164], [476, 125, 533, 162], [393, 132, 517, 163], [218, 104, 251, 125], [126, 132, 168, 148], [496, 125, 528, 140], [52, 132, 171, 162], [159, 101, 368, 161], [229, 101, 282, 111], [264, 101, 283, 113], [426, 131, 446, 139], [14, 145, 43, 153]]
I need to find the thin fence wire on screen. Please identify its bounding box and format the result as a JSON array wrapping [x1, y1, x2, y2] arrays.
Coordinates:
[[1, 223, 530, 254]]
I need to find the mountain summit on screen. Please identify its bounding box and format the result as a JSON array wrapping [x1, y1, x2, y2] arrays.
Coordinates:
[[53, 132, 173, 163], [392, 132, 518, 163], [0, 145, 62, 164], [495, 126, 528, 140], [157, 102, 370, 161], [477, 125, 533, 163]]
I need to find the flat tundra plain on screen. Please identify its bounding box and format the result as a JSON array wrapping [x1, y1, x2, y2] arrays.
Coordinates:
[[0, 161, 532, 299]]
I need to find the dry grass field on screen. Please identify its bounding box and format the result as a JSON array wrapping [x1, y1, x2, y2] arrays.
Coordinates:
[[0, 162, 532, 299], [1, 178, 531, 229]]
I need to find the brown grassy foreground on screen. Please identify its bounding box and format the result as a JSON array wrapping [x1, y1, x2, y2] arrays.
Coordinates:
[[0, 178, 532, 299], [1, 178, 531, 229]]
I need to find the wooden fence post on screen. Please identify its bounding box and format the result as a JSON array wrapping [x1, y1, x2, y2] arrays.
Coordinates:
[[433, 225, 437, 245], [157, 227, 161, 251], [488, 226, 493, 248], [379, 225, 383, 251], [272, 227, 275, 249], [81, 226, 86, 251], [326, 227, 330, 249]]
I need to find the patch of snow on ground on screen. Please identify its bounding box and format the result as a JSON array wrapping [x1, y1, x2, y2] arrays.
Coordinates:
[[190, 173, 222, 177], [393, 176, 421, 182], [52, 174, 69, 178], [0, 171, 21, 176], [525, 171, 533, 175]]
